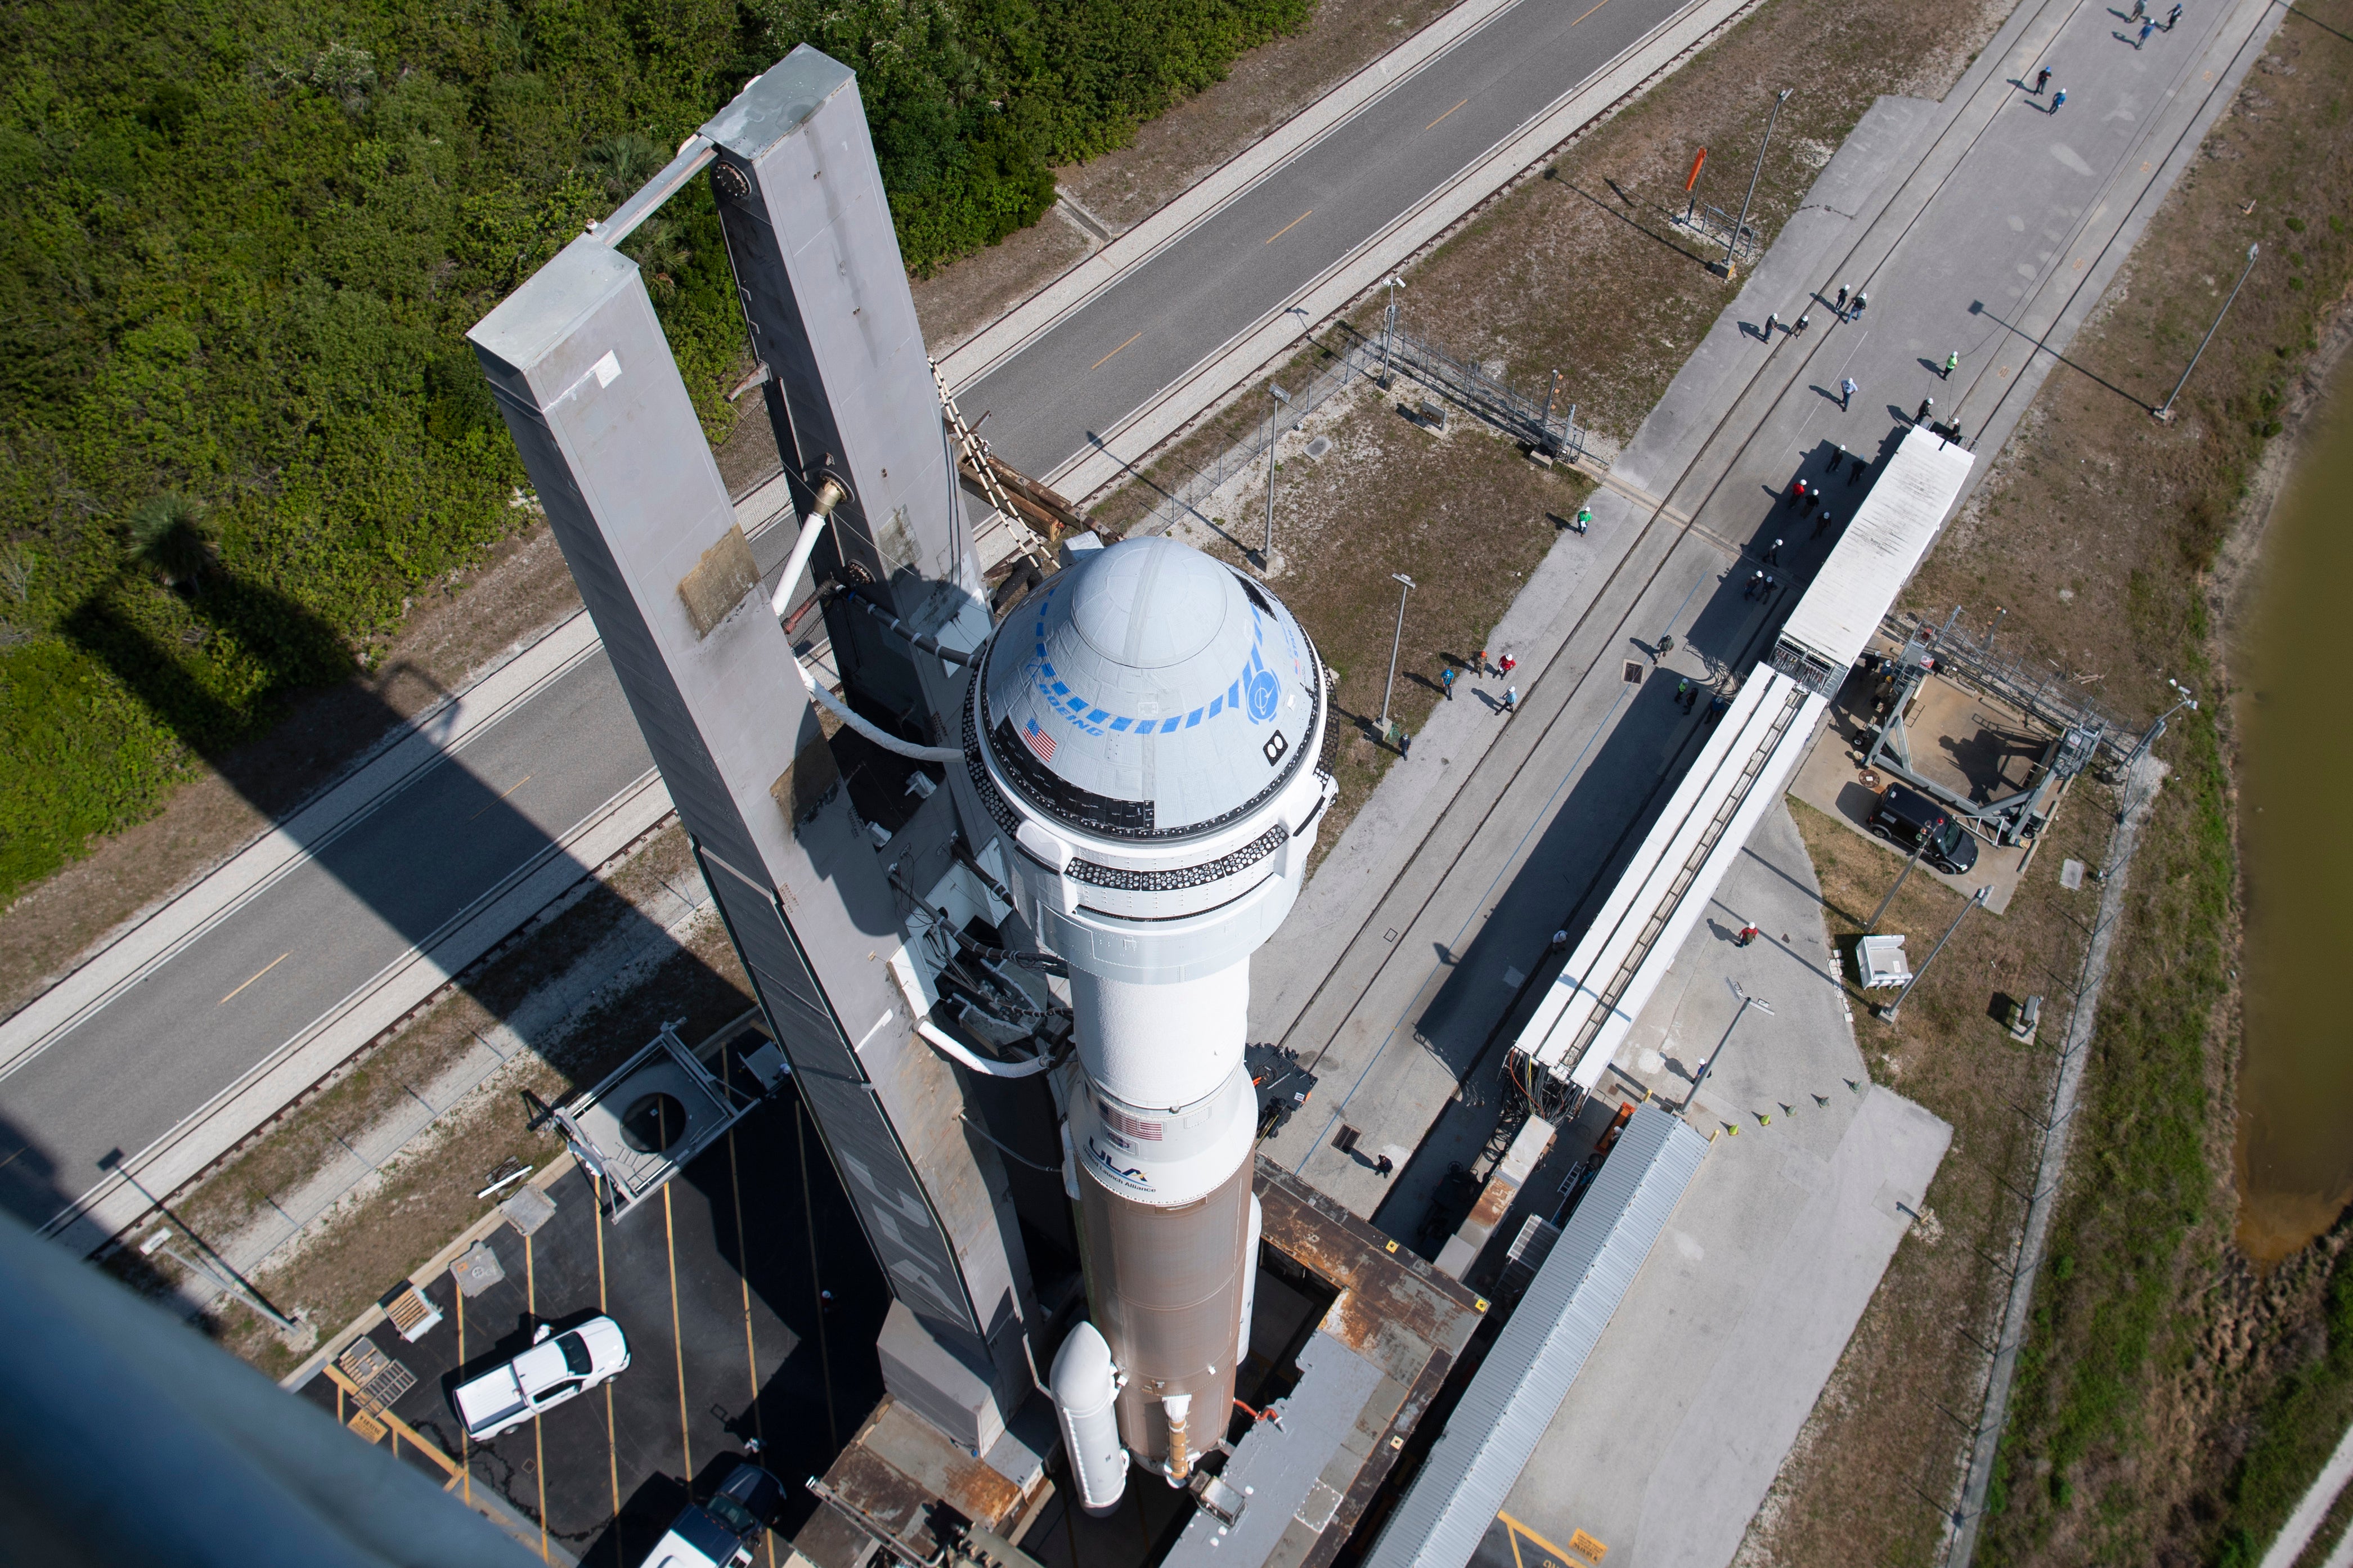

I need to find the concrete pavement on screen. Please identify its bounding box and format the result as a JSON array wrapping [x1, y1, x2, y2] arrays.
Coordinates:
[[1247, 0, 2283, 1224], [1483, 809, 1948, 1568], [1246, 92, 1947, 1218]]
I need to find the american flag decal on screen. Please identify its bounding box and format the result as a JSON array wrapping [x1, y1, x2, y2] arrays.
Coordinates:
[[1023, 717, 1056, 763]]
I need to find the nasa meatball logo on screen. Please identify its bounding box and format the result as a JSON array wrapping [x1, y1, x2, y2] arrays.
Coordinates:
[[1246, 669, 1281, 722]]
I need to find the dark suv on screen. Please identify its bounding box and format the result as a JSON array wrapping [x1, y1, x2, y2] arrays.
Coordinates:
[[1866, 783, 1979, 873]]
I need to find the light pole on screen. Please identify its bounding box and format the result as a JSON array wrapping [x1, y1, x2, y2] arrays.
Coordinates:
[[2158, 244, 2258, 420], [99, 1147, 302, 1335], [1380, 573, 1416, 733], [1685, 978, 1773, 1113], [1719, 89, 1790, 280], [1263, 383, 1292, 564], [1879, 885, 1989, 1024], [2128, 677, 2200, 766], [141, 1231, 302, 1334], [1866, 810, 1948, 933], [1380, 276, 1405, 385]]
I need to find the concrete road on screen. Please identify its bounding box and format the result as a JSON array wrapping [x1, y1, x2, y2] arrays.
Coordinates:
[[959, 0, 1699, 480], [1251, 0, 2279, 1224], [0, 652, 655, 1231]]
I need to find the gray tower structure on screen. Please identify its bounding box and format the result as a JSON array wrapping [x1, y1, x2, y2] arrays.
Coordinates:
[[468, 48, 1036, 1455], [469, 46, 1338, 1509]]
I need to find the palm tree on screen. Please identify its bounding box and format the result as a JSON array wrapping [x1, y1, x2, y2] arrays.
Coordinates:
[[125, 494, 213, 593], [587, 133, 665, 204]]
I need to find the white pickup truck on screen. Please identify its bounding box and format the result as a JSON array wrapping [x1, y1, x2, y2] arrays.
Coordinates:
[[452, 1316, 630, 1441]]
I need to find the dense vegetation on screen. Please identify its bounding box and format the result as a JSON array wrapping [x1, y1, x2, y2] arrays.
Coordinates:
[[0, 0, 1307, 902]]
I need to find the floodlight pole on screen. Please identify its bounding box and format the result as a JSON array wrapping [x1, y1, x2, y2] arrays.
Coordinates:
[[1380, 276, 1405, 385], [1866, 814, 1946, 933], [101, 1147, 301, 1334], [2158, 244, 2257, 420], [1879, 885, 1989, 1024], [1685, 979, 1773, 1113], [1264, 384, 1292, 563], [1381, 573, 1417, 731], [1721, 90, 1790, 278]]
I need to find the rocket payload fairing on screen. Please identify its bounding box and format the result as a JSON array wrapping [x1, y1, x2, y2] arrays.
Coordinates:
[[970, 537, 1335, 1506]]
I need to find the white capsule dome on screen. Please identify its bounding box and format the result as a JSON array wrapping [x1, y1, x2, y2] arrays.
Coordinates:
[[976, 537, 1321, 840]]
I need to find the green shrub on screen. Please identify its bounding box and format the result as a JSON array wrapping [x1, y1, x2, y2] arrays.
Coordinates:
[[1, 0, 1306, 899]]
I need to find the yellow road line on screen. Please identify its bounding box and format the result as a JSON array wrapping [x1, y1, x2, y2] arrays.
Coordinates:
[[219, 952, 289, 1004], [529, 1233, 550, 1563], [664, 1181, 693, 1481], [1090, 331, 1143, 371], [1265, 208, 1314, 244], [1571, 0, 1611, 24], [467, 773, 534, 822], [1425, 97, 1470, 131]]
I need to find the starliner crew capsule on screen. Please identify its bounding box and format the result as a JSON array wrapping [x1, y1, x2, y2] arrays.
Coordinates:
[[967, 536, 1335, 1510]]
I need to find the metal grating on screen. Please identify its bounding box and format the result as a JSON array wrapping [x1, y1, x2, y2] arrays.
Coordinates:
[[1362, 1102, 1709, 1568], [336, 1340, 417, 1414]]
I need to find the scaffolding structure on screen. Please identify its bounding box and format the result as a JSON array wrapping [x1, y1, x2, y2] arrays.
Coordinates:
[[1860, 608, 2135, 847]]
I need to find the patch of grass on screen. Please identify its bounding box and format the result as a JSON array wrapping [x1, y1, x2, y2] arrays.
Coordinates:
[[2215, 1247, 2353, 1566], [1901, 6, 2353, 1561]]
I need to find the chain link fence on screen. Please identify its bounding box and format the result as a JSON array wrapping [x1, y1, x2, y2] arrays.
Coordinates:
[[1124, 322, 1611, 538]]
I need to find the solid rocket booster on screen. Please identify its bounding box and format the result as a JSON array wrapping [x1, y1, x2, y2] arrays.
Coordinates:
[[972, 537, 1333, 1498]]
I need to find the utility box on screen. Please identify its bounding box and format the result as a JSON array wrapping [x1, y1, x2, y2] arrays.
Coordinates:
[[1856, 933, 1911, 989], [1418, 398, 1448, 430]]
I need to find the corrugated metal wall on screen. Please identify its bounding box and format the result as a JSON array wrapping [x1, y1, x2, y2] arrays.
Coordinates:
[[1364, 1102, 1710, 1568]]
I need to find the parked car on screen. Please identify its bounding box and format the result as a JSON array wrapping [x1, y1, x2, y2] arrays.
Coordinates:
[[452, 1316, 630, 1441], [640, 1458, 783, 1568], [1866, 782, 1979, 873]]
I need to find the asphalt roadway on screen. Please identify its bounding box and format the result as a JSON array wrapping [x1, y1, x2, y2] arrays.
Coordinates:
[[0, 0, 1713, 1237], [961, 0, 1694, 481], [0, 653, 654, 1232]]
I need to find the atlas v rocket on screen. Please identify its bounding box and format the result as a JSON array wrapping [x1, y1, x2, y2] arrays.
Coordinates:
[[973, 538, 1333, 1506], [468, 44, 1331, 1518]]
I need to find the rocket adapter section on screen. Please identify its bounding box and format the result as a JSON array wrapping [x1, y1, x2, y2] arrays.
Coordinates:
[[969, 536, 1335, 1497]]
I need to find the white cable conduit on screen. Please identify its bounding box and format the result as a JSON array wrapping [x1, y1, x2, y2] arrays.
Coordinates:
[[773, 506, 965, 763], [917, 1018, 1053, 1079], [790, 660, 964, 762]]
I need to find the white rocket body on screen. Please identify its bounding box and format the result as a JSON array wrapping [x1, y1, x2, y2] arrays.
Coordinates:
[[971, 538, 1333, 1498]]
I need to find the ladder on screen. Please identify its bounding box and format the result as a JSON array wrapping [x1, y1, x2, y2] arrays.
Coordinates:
[[931, 358, 1053, 571], [1551, 681, 1809, 1075]]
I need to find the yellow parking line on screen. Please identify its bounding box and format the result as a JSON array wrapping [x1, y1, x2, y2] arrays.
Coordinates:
[[219, 952, 289, 1004], [467, 773, 533, 822], [596, 1175, 621, 1547], [457, 1287, 472, 1507], [1497, 1511, 1581, 1567], [1090, 331, 1142, 371], [664, 1183, 693, 1481], [1571, 0, 1611, 23], [1425, 97, 1469, 131], [1265, 209, 1313, 244], [529, 1233, 550, 1563], [721, 1055, 775, 1568]]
